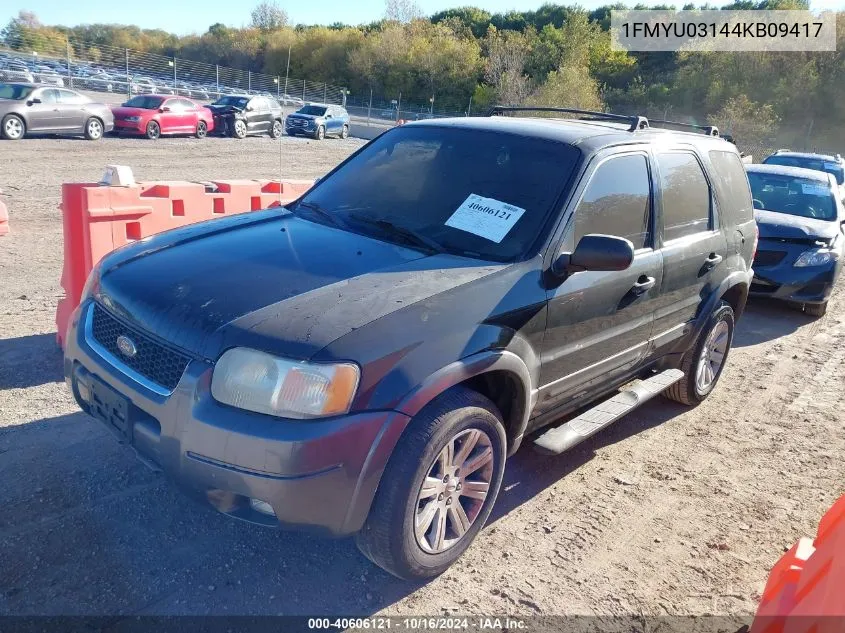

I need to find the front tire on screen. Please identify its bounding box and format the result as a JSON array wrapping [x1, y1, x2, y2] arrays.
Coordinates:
[[145, 120, 160, 140], [232, 119, 247, 139], [195, 120, 207, 139], [356, 386, 507, 580], [84, 117, 104, 141], [664, 300, 735, 406], [269, 119, 283, 138], [341, 124, 349, 139], [314, 125, 325, 141], [2, 114, 25, 140]]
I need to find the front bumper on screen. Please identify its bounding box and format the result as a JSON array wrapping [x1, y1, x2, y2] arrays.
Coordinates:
[[64, 301, 410, 536], [750, 265, 838, 304], [113, 119, 145, 134]]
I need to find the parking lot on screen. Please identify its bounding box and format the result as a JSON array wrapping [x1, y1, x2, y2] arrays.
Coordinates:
[[1, 135, 844, 619]]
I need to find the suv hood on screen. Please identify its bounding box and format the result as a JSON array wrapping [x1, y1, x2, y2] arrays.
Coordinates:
[[95, 211, 505, 361], [208, 103, 244, 114], [754, 209, 840, 242], [287, 113, 321, 121]]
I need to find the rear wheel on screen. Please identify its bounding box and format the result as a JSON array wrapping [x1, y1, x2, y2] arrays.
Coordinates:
[[314, 125, 325, 141], [84, 117, 104, 141], [145, 120, 160, 140], [232, 119, 247, 139], [804, 301, 827, 318], [356, 386, 506, 580], [2, 114, 25, 140], [269, 119, 283, 138], [664, 300, 735, 406], [195, 120, 207, 139]]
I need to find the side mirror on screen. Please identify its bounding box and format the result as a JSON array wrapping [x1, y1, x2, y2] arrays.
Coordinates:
[[27, 98, 41, 106], [160, 106, 170, 112], [552, 234, 635, 276]]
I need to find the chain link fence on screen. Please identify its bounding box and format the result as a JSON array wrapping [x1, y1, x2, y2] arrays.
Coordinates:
[[0, 34, 348, 109]]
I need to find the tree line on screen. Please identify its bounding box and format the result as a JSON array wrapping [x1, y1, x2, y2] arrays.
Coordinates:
[[3, 1, 844, 151]]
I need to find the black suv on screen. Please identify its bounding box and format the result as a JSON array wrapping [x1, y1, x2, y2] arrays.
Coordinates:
[[208, 94, 283, 139], [63, 107, 755, 580]]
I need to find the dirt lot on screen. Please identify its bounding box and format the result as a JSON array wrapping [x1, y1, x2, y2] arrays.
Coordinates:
[[1, 136, 843, 625]]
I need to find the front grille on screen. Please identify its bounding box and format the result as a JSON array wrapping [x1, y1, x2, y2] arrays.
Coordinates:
[[288, 118, 308, 128], [91, 303, 191, 391], [751, 280, 781, 294], [754, 250, 787, 267]]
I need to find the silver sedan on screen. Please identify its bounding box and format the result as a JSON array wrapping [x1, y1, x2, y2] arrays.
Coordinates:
[[0, 82, 114, 140]]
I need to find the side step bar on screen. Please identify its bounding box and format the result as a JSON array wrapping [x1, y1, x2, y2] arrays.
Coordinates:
[[534, 369, 684, 455]]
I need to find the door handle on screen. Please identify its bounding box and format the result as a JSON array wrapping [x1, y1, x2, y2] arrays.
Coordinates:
[[703, 252, 723, 270], [630, 275, 656, 295]]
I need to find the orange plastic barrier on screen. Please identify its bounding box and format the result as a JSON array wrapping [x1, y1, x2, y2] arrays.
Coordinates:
[[0, 194, 8, 236], [55, 178, 312, 348], [752, 494, 845, 633]]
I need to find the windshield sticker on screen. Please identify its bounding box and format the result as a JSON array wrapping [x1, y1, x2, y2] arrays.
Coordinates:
[[445, 194, 526, 243], [801, 183, 829, 196]]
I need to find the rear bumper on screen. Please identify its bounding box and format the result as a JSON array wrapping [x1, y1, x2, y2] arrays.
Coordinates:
[[64, 300, 410, 536]]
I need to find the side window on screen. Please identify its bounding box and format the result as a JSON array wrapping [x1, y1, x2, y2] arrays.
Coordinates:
[[251, 97, 267, 111], [56, 89, 85, 105], [163, 99, 181, 112], [38, 89, 58, 104], [656, 152, 712, 241], [573, 154, 652, 250], [177, 98, 194, 110], [708, 150, 753, 224]]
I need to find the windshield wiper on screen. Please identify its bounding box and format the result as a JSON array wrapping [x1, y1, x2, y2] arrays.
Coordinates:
[[290, 201, 347, 229], [346, 214, 444, 254]]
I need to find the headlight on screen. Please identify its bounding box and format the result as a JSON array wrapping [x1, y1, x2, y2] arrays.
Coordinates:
[[124, 116, 140, 122], [794, 248, 838, 267], [211, 348, 360, 419], [81, 262, 102, 301]]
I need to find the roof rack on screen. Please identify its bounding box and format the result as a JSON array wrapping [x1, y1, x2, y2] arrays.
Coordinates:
[[486, 106, 649, 133], [647, 118, 719, 137]]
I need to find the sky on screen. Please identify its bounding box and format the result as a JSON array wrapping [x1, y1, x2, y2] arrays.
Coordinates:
[[4, 0, 845, 34]]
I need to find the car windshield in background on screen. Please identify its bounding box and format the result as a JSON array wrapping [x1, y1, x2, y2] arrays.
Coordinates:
[[748, 172, 837, 221], [214, 96, 249, 108], [123, 95, 164, 109], [0, 83, 33, 100], [293, 126, 580, 262], [764, 155, 845, 185], [297, 105, 327, 116]]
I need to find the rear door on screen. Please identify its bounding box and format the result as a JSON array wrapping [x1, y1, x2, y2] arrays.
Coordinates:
[[538, 149, 664, 414], [54, 89, 88, 131], [651, 148, 729, 354], [177, 98, 200, 132]]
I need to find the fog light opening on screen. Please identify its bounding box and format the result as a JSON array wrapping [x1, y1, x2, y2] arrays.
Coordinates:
[[77, 382, 92, 405], [249, 498, 276, 517]]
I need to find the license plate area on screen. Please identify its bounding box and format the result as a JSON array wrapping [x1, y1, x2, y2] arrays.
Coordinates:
[[89, 376, 133, 442]]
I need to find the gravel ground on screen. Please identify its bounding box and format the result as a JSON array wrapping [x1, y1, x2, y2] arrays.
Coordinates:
[[1, 136, 843, 624]]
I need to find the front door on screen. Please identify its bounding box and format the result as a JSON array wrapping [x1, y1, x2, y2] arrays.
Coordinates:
[[247, 97, 270, 134], [27, 88, 63, 131], [537, 151, 663, 415]]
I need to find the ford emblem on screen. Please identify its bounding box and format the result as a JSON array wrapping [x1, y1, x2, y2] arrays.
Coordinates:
[[116, 335, 138, 359]]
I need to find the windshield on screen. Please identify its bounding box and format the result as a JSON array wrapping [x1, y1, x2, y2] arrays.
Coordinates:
[[0, 83, 33, 100], [122, 95, 164, 109], [764, 155, 844, 185], [297, 105, 327, 116], [213, 96, 249, 108], [293, 126, 580, 262], [748, 172, 837, 221]]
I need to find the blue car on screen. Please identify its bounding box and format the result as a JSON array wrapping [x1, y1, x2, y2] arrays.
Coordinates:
[[285, 103, 349, 140]]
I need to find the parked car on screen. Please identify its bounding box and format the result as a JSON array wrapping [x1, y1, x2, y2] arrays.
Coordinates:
[[130, 77, 156, 94], [63, 108, 755, 580], [747, 163, 844, 317], [208, 94, 283, 138], [111, 95, 213, 139], [0, 82, 113, 140], [0, 67, 35, 83], [285, 103, 350, 140], [34, 72, 64, 87], [763, 150, 845, 195]]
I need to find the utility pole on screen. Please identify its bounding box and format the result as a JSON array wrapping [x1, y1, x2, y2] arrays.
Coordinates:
[[283, 45, 291, 99]]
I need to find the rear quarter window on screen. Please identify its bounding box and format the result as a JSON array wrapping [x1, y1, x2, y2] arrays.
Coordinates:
[[709, 150, 754, 225]]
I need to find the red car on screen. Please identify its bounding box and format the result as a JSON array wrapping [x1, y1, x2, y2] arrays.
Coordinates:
[[111, 95, 214, 139]]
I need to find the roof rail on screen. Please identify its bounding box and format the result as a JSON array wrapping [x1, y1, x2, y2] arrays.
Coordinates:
[[486, 106, 649, 133], [647, 118, 720, 137]]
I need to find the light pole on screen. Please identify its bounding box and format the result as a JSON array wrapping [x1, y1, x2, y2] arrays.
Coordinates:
[[429, 96, 434, 116]]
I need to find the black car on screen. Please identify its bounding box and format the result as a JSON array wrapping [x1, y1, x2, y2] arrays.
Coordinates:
[[747, 164, 844, 317], [64, 108, 755, 580], [208, 94, 283, 139]]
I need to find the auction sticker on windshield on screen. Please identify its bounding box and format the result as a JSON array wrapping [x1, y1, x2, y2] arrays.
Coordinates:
[[801, 183, 829, 196], [445, 194, 525, 243]]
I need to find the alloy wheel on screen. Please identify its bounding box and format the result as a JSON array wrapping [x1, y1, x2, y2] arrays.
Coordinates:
[[87, 119, 102, 139], [4, 117, 23, 139], [695, 320, 729, 393], [414, 428, 494, 554]]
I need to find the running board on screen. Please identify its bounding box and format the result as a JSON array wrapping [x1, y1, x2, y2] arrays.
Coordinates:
[[533, 369, 684, 455]]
